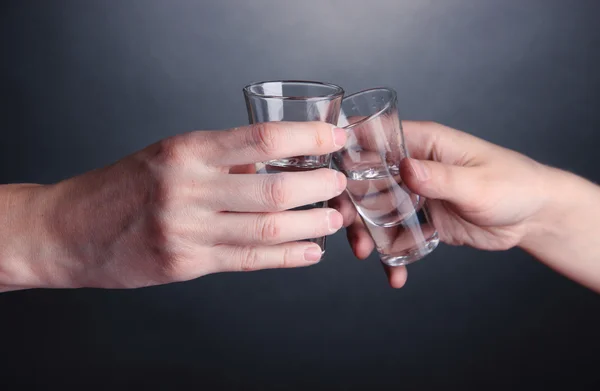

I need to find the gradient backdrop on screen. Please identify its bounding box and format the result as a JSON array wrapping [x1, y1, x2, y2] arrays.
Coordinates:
[[1, 0, 599, 389]]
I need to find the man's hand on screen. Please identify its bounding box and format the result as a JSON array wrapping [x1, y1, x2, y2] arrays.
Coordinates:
[[0, 122, 348, 290]]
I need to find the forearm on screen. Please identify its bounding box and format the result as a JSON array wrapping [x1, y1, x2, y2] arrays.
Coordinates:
[[0, 171, 132, 290], [0, 150, 167, 292], [520, 166, 600, 292], [0, 184, 64, 291]]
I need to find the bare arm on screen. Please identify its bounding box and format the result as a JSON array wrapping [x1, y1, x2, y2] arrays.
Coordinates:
[[520, 167, 600, 292], [0, 184, 52, 292]]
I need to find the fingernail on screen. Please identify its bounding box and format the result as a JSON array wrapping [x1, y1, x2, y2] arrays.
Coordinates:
[[409, 158, 429, 181], [336, 172, 347, 192], [333, 127, 347, 148], [328, 210, 343, 232], [304, 247, 322, 262]]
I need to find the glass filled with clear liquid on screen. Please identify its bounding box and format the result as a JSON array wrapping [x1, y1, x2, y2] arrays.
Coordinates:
[[334, 87, 439, 266], [243, 80, 344, 254]]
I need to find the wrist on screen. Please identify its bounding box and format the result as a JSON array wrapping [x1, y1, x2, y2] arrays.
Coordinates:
[[0, 184, 65, 289], [519, 165, 589, 252], [0, 180, 109, 290], [41, 158, 154, 289]]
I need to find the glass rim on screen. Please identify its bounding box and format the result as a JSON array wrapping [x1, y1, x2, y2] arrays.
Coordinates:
[[242, 80, 345, 101], [341, 87, 397, 130]]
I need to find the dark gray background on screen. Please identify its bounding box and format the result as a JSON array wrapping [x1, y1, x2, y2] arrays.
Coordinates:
[[1, 0, 599, 389]]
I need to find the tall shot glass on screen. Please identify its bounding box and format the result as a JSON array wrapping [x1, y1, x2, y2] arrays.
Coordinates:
[[334, 87, 439, 266], [243, 80, 344, 255]]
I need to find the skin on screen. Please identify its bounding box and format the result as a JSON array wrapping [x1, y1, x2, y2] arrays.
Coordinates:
[[333, 121, 600, 293], [1, 120, 599, 293], [0, 121, 348, 292]]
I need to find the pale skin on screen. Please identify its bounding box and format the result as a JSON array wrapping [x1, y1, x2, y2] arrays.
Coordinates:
[[1, 121, 599, 293], [0, 122, 348, 292], [333, 121, 600, 293]]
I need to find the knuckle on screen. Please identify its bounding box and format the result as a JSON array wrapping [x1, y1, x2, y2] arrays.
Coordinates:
[[256, 214, 281, 242], [313, 125, 328, 148], [141, 202, 214, 284], [263, 174, 289, 210], [280, 246, 294, 268], [250, 122, 282, 156], [150, 217, 212, 282], [150, 136, 190, 168], [328, 169, 343, 194], [240, 247, 261, 272], [313, 210, 330, 237], [312, 168, 339, 197]]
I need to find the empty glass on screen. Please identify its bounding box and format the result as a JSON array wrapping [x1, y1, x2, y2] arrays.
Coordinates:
[[243, 80, 345, 254], [334, 87, 439, 266]]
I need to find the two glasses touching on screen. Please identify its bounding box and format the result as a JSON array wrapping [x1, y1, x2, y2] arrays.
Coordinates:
[[243, 80, 439, 266]]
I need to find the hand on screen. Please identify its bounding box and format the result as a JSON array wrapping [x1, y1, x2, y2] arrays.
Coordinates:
[[332, 121, 549, 288], [4, 122, 348, 290]]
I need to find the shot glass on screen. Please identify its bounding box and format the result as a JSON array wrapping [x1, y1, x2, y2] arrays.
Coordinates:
[[334, 87, 439, 266], [243, 80, 345, 254]]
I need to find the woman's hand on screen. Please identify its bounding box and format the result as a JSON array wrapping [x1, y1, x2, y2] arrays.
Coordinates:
[[334, 121, 555, 288]]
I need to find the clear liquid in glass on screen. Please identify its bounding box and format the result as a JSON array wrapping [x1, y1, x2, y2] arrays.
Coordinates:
[[257, 156, 331, 253], [343, 162, 439, 265]]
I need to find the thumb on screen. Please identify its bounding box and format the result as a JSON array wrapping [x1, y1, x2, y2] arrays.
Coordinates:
[[401, 158, 479, 205]]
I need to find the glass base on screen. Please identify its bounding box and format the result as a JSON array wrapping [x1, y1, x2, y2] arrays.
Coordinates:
[[379, 232, 440, 267]]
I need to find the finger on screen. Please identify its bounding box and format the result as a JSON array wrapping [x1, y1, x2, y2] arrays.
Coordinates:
[[203, 168, 346, 212], [328, 190, 375, 259], [328, 192, 358, 227], [345, 214, 375, 260], [382, 264, 408, 288], [208, 208, 343, 246], [401, 121, 493, 165], [210, 242, 324, 273], [401, 157, 482, 205], [197, 121, 347, 166]]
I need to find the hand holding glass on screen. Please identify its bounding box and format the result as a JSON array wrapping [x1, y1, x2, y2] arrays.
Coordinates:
[[243, 80, 344, 255], [335, 87, 439, 266]]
